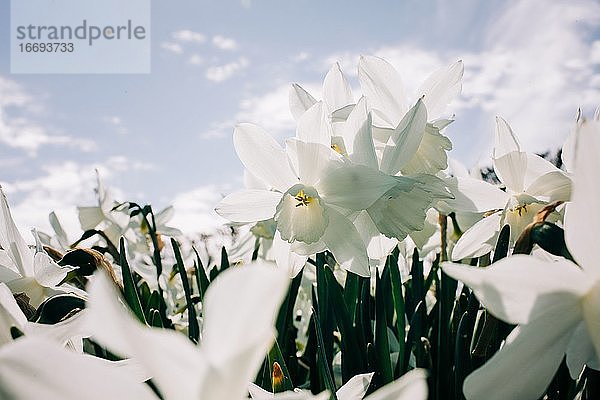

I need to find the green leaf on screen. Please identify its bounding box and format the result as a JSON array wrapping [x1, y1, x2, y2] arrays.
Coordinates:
[[119, 238, 146, 325], [492, 224, 511, 262], [209, 266, 219, 281], [312, 297, 338, 400], [343, 272, 360, 323], [388, 252, 406, 377], [404, 300, 426, 371], [220, 246, 230, 271], [315, 254, 334, 369], [10, 326, 24, 339], [530, 222, 575, 261], [374, 271, 393, 386], [144, 290, 161, 321], [149, 309, 163, 328], [323, 264, 366, 381], [138, 281, 151, 311], [171, 238, 200, 343], [192, 247, 210, 301]]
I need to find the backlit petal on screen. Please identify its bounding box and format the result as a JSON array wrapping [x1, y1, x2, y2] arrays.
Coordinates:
[[216, 190, 281, 223], [234, 123, 297, 192], [443, 256, 587, 325]]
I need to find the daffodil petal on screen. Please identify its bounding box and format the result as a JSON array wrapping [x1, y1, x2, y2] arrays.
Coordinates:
[[523, 153, 563, 188], [442, 177, 510, 214], [450, 212, 501, 261], [566, 321, 600, 379], [25, 309, 90, 346], [0, 283, 26, 345], [565, 119, 600, 276], [272, 231, 308, 278], [201, 264, 289, 399], [341, 97, 378, 170], [322, 207, 370, 277], [289, 83, 317, 121], [462, 308, 577, 400], [336, 372, 374, 400], [416, 60, 463, 120], [215, 190, 281, 223], [525, 171, 572, 202], [317, 164, 398, 211], [0, 263, 21, 282], [442, 255, 587, 325], [364, 369, 428, 400], [380, 99, 427, 175], [0, 188, 33, 277], [77, 206, 105, 230], [87, 272, 204, 400], [296, 102, 333, 147], [33, 252, 72, 288], [354, 211, 398, 268], [494, 116, 521, 158], [358, 55, 406, 127], [493, 150, 527, 193], [323, 62, 353, 112], [367, 179, 434, 240], [0, 336, 156, 400], [286, 139, 335, 187], [401, 124, 452, 175], [234, 123, 298, 192]]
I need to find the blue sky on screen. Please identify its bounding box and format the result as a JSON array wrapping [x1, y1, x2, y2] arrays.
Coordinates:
[[0, 0, 599, 235]]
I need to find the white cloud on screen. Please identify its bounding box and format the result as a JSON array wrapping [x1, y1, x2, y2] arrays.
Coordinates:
[[292, 51, 310, 62], [188, 54, 204, 66], [160, 42, 183, 54], [104, 116, 128, 135], [0, 76, 96, 156], [458, 0, 600, 152], [169, 185, 229, 234], [172, 30, 206, 44], [212, 35, 238, 51], [199, 120, 234, 140], [199, 81, 322, 140], [205, 57, 249, 82], [236, 84, 297, 135]]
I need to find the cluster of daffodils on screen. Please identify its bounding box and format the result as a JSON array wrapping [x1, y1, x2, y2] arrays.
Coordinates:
[[216, 56, 463, 277], [0, 54, 595, 400]]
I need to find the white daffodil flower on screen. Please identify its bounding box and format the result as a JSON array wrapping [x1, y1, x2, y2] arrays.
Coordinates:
[[0, 282, 89, 347], [37, 211, 71, 251], [290, 62, 355, 124], [290, 60, 457, 265], [561, 106, 599, 173], [357, 55, 462, 175], [0, 336, 156, 400], [249, 369, 427, 400], [291, 69, 452, 268], [77, 170, 131, 247], [0, 188, 77, 307], [216, 123, 400, 277], [442, 119, 600, 400], [451, 117, 572, 260], [84, 263, 289, 400]]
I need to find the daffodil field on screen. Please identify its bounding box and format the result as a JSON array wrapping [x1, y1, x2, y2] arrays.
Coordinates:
[[0, 55, 598, 400]]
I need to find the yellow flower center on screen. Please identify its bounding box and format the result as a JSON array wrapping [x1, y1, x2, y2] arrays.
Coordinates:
[[294, 189, 313, 207], [331, 143, 344, 154], [513, 204, 528, 217]]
